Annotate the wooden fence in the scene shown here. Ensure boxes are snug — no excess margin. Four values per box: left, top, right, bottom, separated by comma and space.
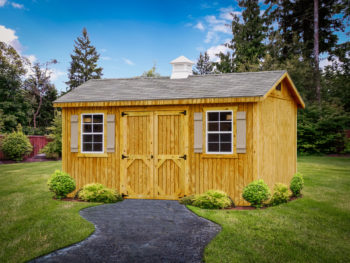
0, 135, 50, 160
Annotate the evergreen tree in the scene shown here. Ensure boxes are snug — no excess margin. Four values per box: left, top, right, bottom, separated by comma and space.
215, 0, 266, 73
66, 28, 103, 91
193, 52, 213, 75
229, 0, 266, 71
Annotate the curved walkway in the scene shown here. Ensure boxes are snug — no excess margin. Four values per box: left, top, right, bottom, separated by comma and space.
32, 199, 220, 263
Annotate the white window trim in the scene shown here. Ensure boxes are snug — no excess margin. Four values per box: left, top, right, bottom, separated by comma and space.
206, 110, 233, 154
81, 113, 104, 154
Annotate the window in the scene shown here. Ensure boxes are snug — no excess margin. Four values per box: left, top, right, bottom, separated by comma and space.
81, 114, 104, 153
206, 111, 233, 154
276, 83, 281, 91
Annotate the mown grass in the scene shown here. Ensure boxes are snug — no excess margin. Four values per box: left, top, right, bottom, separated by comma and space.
189, 156, 350, 263
0, 161, 99, 263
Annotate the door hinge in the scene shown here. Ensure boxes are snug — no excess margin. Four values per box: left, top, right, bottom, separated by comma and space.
121, 112, 128, 117
179, 154, 187, 160
180, 110, 186, 115
121, 154, 129, 159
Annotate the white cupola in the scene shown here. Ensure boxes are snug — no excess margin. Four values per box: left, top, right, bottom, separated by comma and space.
170, 55, 195, 79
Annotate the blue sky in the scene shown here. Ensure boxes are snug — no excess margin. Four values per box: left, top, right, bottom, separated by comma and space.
0, 0, 348, 93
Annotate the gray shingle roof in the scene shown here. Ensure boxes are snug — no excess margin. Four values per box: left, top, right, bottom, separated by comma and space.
55, 70, 286, 103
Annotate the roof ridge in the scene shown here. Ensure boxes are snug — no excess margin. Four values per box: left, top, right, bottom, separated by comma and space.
87, 70, 287, 81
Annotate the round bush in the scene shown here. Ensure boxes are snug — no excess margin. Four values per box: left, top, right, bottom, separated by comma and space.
179, 195, 195, 205
270, 183, 290, 206
242, 179, 271, 208
192, 190, 233, 209
78, 183, 123, 203
1, 131, 32, 161
47, 170, 76, 199
290, 173, 304, 197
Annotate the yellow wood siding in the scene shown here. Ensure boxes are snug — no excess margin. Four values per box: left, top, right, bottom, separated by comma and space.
258, 79, 298, 189
61, 103, 257, 205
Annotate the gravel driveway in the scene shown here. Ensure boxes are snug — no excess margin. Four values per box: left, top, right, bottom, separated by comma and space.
31, 199, 220, 263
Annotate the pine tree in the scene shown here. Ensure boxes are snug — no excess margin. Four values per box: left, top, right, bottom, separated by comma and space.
193, 52, 213, 75
229, 0, 266, 71
66, 28, 103, 91
215, 0, 266, 73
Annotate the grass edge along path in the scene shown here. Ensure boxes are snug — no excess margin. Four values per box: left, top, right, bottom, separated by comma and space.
0, 161, 100, 263
189, 156, 350, 263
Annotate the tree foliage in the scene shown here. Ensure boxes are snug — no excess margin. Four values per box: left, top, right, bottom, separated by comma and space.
0, 42, 32, 133
66, 28, 103, 91
193, 52, 213, 75
141, 63, 160, 77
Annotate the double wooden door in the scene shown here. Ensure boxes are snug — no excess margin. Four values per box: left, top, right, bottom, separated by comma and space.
120, 110, 188, 199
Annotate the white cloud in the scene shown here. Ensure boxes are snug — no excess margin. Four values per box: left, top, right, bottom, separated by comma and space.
196, 46, 205, 52
0, 25, 22, 51
194, 22, 205, 31
0, 0, 25, 9
213, 24, 230, 34
123, 58, 134, 66
11, 2, 23, 9
0, 0, 7, 7
206, 44, 230, 62
49, 68, 65, 81
101, 56, 111, 61
100, 48, 107, 53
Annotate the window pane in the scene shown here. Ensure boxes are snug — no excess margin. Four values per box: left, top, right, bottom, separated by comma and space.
93, 115, 103, 123
208, 112, 219, 121
208, 143, 219, 152
208, 122, 219, 131
83, 124, 92, 133
93, 124, 103, 133
93, 134, 103, 143
220, 112, 232, 121
220, 134, 231, 142
83, 135, 92, 143
93, 143, 103, 152
83, 143, 92, 152
220, 122, 232, 131
208, 133, 219, 142
83, 115, 92, 123
220, 143, 232, 152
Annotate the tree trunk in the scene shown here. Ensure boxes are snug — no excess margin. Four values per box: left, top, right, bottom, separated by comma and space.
314, 0, 321, 103
33, 95, 43, 129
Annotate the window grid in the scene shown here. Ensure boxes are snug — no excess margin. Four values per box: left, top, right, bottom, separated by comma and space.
206, 110, 233, 154
81, 113, 104, 153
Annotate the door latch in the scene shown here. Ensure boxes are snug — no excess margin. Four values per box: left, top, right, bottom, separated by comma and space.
179, 154, 187, 160
121, 154, 129, 159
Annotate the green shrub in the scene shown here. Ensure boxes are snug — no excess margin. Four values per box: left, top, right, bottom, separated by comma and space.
1, 128, 32, 161
47, 170, 76, 199
192, 190, 233, 209
78, 183, 123, 203
179, 195, 195, 205
290, 173, 304, 197
270, 183, 290, 206
242, 179, 271, 208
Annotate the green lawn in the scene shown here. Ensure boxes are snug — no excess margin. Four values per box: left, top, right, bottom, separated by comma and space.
190, 156, 350, 263
0, 161, 99, 263
0, 157, 349, 263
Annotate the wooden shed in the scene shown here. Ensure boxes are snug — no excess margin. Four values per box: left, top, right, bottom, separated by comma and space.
54, 56, 305, 206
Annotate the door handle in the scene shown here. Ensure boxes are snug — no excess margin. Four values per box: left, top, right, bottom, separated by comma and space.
150, 155, 154, 159
179, 154, 187, 160
121, 154, 129, 159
